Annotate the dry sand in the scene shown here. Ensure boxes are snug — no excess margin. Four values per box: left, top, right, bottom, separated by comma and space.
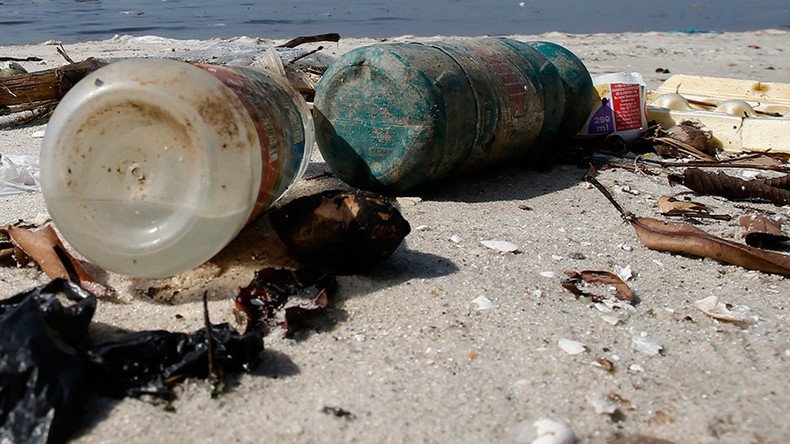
1, 30, 789, 443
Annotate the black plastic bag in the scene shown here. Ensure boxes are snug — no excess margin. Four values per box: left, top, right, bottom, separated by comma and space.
86, 324, 263, 398
0, 279, 96, 444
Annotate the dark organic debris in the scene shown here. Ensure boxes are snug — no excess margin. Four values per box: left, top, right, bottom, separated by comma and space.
669, 168, 790, 206
657, 195, 731, 221
321, 406, 356, 420
0, 279, 262, 443
0, 279, 95, 444
587, 174, 790, 276
270, 189, 411, 273
235, 267, 337, 336
739, 212, 789, 250
4, 224, 110, 296
278, 33, 341, 49
561, 270, 635, 304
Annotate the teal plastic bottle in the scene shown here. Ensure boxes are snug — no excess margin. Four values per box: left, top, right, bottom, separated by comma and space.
313, 38, 594, 194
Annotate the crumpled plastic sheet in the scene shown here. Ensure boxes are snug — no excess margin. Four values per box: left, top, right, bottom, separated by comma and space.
0, 279, 263, 443
168, 43, 334, 71
0, 154, 39, 196
0, 279, 95, 444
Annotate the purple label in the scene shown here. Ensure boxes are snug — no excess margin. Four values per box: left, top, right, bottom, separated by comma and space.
587, 98, 615, 135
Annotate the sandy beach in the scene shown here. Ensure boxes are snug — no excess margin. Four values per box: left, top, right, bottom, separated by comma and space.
1, 30, 789, 443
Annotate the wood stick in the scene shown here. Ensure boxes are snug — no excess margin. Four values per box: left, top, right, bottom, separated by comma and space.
0, 58, 105, 107
278, 33, 340, 48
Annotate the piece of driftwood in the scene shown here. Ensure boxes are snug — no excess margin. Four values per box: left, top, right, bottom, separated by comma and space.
278, 33, 340, 49
0, 58, 104, 107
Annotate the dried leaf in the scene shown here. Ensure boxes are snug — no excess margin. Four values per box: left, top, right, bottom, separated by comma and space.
658, 196, 710, 216
561, 270, 635, 304
665, 124, 713, 156
7, 225, 110, 296
669, 168, 790, 206
630, 217, 790, 276
234, 267, 337, 335
739, 212, 789, 249
653, 136, 716, 161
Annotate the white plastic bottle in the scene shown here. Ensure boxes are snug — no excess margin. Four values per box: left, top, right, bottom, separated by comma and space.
40, 58, 314, 278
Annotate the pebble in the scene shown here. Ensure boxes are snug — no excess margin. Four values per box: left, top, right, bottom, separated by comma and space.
539, 271, 556, 278
449, 235, 462, 243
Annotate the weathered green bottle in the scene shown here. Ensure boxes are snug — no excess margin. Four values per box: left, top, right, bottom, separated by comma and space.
313, 38, 594, 194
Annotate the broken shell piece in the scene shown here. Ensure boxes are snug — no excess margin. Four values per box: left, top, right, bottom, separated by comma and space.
481, 240, 519, 253
472, 296, 493, 311
587, 396, 618, 415
531, 418, 577, 444
633, 336, 663, 356
540, 271, 556, 278
558, 338, 586, 355
694, 296, 749, 322
450, 235, 462, 243
615, 265, 633, 281
600, 314, 621, 326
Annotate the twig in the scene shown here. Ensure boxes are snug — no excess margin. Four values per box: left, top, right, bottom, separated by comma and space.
597, 151, 790, 173
278, 33, 340, 48
585, 169, 630, 220
0, 56, 43, 62
287, 46, 324, 65
57, 45, 75, 64
202, 291, 217, 385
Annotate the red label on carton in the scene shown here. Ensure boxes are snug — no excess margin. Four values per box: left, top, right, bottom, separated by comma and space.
611, 83, 642, 131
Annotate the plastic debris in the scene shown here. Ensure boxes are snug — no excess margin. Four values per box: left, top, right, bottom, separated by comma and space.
558, 338, 586, 355
481, 239, 519, 253
0, 154, 38, 196
0, 279, 95, 443
0, 279, 262, 442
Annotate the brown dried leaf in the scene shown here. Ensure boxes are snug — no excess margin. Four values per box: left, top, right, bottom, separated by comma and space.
561, 270, 635, 304
630, 217, 790, 276
653, 136, 716, 161
739, 212, 789, 249
7, 225, 110, 296
669, 168, 790, 206
658, 196, 710, 216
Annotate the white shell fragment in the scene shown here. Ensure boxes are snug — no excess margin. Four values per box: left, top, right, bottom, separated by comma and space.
31, 130, 46, 138
449, 235, 462, 243
614, 265, 633, 281
539, 271, 556, 278
694, 296, 749, 322
633, 336, 663, 356
481, 239, 519, 253
531, 419, 577, 444
472, 296, 493, 310
587, 396, 618, 415
558, 338, 586, 355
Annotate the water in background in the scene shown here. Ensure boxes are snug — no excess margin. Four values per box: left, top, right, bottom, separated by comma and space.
1, 0, 788, 45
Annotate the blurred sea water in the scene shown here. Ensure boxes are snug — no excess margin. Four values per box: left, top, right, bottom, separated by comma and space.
1, 0, 789, 45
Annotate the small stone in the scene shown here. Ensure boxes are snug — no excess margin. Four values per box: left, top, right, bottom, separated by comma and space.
450, 235, 462, 243
31, 130, 46, 138
539, 271, 556, 278
558, 338, 586, 355
629, 363, 645, 372
414, 225, 430, 231
569, 252, 586, 260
